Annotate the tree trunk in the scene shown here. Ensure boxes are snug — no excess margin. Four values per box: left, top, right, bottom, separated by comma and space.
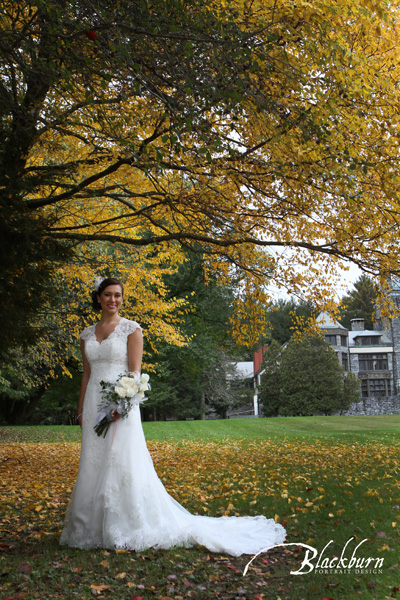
199, 391, 206, 420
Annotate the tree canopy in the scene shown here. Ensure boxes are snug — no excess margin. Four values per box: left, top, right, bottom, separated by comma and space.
265, 298, 315, 345
2, 0, 400, 350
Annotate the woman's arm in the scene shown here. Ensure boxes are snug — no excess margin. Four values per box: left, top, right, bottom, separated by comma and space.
127, 327, 143, 374
77, 338, 91, 429
111, 326, 143, 422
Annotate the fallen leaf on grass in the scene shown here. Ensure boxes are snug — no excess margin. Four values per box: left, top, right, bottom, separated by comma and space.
376, 531, 387, 538
379, 544, 390, 551
18, 564, 31, 574
90, 584, 110, 596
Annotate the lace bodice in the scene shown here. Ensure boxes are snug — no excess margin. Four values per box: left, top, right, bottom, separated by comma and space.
80, 318, 142, 382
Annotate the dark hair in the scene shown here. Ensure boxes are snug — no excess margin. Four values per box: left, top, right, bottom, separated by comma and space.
91, 277, 124, 311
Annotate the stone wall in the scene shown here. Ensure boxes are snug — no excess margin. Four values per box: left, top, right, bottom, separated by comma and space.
337, 395, 400, 416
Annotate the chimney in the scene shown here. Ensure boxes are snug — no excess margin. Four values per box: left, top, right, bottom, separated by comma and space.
351, 318, 365, 331
253, 345, 269, 374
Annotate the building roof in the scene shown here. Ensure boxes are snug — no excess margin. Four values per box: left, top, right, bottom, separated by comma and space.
316, 312, 347, 330
389, 276, 400, 292
348, 330, 392, 346
232, 361, 254, 379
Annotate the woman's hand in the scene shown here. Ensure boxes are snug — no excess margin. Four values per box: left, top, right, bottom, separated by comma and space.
111, 409, 121, 422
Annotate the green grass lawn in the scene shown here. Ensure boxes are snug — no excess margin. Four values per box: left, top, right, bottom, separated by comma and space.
1, 414, 400, 443
0, 416, 399, 600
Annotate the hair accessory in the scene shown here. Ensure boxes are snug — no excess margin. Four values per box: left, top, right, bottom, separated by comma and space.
94, 276, 105, 292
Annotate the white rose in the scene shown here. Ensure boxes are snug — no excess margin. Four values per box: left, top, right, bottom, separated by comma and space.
119, 376, 133, 388
139, 383, 149, 393
120, 377, 138, 395
141, 373, 150, 384
115, 385, 126, 398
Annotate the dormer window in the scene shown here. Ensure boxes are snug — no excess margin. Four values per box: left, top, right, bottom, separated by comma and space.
354, 335, 381, 346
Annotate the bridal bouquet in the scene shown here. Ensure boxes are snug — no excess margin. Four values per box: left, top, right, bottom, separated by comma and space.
94, 372, 151, 437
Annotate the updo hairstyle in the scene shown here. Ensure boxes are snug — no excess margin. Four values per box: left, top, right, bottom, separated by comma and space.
91, 277, 124, 311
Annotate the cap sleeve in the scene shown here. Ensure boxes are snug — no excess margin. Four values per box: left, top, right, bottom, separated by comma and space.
80, 325, 95, 341
120, 318, 142, 336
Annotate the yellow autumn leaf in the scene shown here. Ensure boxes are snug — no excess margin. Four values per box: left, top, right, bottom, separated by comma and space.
90, 584, 110, 593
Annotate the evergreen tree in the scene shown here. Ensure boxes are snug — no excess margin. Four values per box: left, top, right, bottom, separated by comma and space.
260, 332, 360, 416
258, 340, 282, 417
338, 275, 378, 330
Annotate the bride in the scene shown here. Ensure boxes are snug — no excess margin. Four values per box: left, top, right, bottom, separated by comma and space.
60, 277, 286, 556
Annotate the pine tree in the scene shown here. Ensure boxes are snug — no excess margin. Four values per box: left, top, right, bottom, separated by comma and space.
260, 332, 360, 417
338, 275, 378, 330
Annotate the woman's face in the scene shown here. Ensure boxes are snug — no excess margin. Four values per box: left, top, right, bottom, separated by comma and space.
97, 284, 123, 315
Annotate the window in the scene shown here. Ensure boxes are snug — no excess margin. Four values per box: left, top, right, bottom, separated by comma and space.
325, 335, 337, 345
358, 354, 388, 371
342, 353, 349, 371
361, 379, 391, 398
358, 336, 381, 346
340, 335, 347, 347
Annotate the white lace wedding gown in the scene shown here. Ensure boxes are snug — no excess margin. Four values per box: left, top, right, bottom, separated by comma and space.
59, 318, 286, 555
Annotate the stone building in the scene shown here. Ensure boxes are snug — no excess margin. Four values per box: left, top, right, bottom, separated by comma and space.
317, 295, 400, 415
348, 319, 393, 399
315, 312, 349, 370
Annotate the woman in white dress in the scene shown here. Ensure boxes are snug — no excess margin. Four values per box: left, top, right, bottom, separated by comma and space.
60, 277, 286, 556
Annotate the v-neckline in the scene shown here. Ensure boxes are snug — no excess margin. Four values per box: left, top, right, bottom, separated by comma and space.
94, 318, 123, 345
